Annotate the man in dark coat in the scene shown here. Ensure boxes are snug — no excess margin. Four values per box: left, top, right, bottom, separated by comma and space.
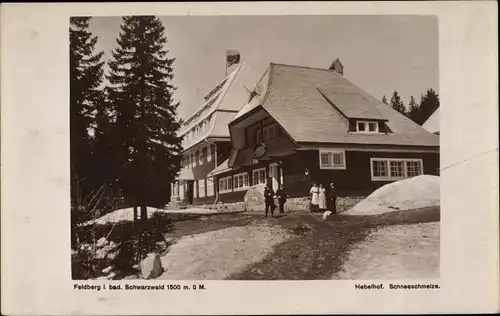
264, 185, 275, 218
328, 182, 337, 214
275, 185, 287, 214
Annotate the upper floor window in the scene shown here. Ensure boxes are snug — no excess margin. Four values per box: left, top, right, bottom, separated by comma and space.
319, 149, 346, 170
255, 123, 280, 144
263, 124, 279, 141
356, 120, 379, 133
202, 147, 208, 163
207, 145, 212, 162
195, 151, 200, 166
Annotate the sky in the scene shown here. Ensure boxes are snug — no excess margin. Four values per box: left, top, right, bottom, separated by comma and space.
90, 15, 438, 120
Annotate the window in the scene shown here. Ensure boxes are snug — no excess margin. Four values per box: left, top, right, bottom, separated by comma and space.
252, 168, 267, 185
370, 158, 423, 181
389, 160, 405, 179
262, 124, 280, 142
256, 129, 262, 144
195, 151, 200, 166
194, 180, 198, 198
372, 160, 388, 178
202, 147, 208, 164
199, 179, 205, 198
233, 173, 250, 190
356, 120, 379, 133
319, 149, 346, 169
207, 177, 214, 196
219, 176, 233, 193
191, 154, 195, 168
207, 145, 212, 162
407, 160, 424, 178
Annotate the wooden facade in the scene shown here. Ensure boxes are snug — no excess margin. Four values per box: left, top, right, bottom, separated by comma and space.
213, 148, 439, 202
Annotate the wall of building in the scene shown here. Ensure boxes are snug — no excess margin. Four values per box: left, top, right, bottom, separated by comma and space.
190, 141, 234, 205
211, 148, 439, 210
284, 149, 439, 196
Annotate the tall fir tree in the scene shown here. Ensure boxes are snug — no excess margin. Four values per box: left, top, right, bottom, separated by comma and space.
381, 95, 388, 105
416, 88, 440, 125
70, 17, 105, 202
390, 90, 406, 115
406, 95, 419, 120
106, 16, 182, 219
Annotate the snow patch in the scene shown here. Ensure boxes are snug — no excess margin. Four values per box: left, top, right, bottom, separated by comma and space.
345, 175, 440, 216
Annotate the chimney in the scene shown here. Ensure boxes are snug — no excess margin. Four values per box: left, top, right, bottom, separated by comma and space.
329, 58, 343, 76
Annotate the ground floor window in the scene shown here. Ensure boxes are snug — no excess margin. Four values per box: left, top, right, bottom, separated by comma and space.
199, 179, 205, 198
370, 158, 423, 181
207, 177, 214, 196
252, 167, 266, 185
194, 180, 198, 198
319, 149, 346, 169
219, 176, 233, 193
234, 172, 250, 190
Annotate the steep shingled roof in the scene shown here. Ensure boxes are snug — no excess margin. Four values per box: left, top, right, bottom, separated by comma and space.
179, 62, 261, 152
241, 63, 439, 147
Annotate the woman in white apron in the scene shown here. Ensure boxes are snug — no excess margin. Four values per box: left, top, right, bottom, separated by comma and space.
309, 183, 320, 212
318, 183, 327, 211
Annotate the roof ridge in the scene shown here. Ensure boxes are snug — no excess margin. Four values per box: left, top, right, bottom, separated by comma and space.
270, 62, 341, 73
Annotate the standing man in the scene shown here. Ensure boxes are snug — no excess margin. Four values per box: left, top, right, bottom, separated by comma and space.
328, 182, 337, 214
264, 184, 275, 218
275, 184, 288, 214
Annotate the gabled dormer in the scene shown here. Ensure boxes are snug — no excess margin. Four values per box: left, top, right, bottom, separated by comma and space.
348, 119, 392, 134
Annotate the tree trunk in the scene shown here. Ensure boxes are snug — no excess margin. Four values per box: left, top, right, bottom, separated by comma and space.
140, 205, 148, 222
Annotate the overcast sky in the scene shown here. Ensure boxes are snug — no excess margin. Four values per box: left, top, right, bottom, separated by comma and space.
90, 15, 438, 119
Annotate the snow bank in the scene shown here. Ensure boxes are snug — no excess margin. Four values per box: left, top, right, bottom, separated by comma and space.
345, 175, 440, 216
82, 207, 162, 226
81, 206, 243, 226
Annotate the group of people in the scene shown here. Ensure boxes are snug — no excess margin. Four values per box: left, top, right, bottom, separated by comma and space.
262, 181, 338, 217
309, 182, 337, 214
263, 184, 287, 218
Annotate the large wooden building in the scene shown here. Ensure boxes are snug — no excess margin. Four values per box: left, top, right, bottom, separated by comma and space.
169, 62, 260, 205
207, 60, 440, 203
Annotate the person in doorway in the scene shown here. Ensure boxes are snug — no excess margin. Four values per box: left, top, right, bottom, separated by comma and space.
309, 183, 320, 212
275, 185, 288, 214
264, 185, 275, 218
328, 182, 337, 214
318, 183, 327, 212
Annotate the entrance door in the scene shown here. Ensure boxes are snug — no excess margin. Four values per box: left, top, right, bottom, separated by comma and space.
269, 163, 280, 191
186, 181, 194, 205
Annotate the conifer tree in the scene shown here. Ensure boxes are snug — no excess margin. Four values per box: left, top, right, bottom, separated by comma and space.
417, 88, 440, 125
70, 17, 105, 201
406, 95, 419, 120
382, 95, 388, 105
390, 90, 406, 115
106, 16, 182, 220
